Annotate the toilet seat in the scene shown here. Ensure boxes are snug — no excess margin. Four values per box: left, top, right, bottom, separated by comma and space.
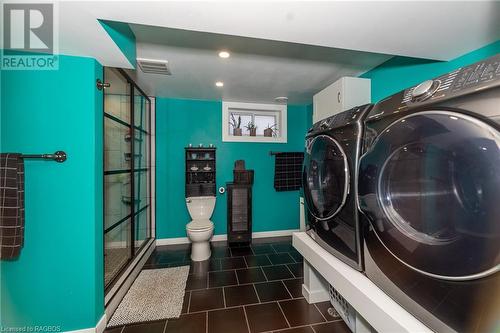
187, 220, 214, 232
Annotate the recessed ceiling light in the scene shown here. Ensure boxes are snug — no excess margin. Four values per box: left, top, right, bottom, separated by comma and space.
215, 81, 224, 87
218, 51, 230, 58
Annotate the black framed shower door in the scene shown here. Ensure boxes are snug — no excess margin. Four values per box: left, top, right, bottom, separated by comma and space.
103, 67, 152, 290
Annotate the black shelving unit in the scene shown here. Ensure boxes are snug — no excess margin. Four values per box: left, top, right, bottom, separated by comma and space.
185, 147, 216, 197
227, 183, 252, 244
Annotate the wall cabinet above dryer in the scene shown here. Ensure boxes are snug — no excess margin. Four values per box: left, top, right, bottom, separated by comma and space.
313, 77, 371, 123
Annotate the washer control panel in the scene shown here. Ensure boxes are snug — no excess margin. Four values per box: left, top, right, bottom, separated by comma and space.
412, 80, 434, 97
368, 53, 500, 120
309, 104, 372, 133
410, 79, 441, 102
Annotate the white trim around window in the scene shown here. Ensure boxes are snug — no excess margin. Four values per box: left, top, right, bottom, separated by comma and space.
222, 101, 287, 143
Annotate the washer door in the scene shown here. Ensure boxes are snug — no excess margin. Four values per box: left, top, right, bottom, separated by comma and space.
358, 111, 500, 280
303, 134, 349, 220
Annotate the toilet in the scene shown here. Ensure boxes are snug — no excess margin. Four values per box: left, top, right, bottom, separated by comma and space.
186, 196, 216, 261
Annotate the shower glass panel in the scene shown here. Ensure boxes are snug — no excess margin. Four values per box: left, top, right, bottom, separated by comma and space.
134, 170, 150, 250
104, 218, 132, 287
104, 68, 132, 288
104, 68, 152, 290
133, 89, 151, 250
104, 173, 131, 227
104, 119, 131, 170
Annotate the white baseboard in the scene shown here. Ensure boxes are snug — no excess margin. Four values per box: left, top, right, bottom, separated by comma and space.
64, 327, 94, 333
252, 229, 300, 238
156, 229, 299, 246
156, 234, 226, 245
95, 314, 106, 333
64, 314, 106, 333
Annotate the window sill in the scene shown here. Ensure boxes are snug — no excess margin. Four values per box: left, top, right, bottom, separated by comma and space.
222, 135, 287, 143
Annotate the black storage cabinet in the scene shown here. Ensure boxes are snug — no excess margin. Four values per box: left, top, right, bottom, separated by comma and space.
227, 183, 252, 244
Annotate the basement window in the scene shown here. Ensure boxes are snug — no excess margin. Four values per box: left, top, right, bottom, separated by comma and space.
222, 101, 287, 143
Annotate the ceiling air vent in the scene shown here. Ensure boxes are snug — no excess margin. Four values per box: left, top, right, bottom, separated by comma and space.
137, 58, 171, 75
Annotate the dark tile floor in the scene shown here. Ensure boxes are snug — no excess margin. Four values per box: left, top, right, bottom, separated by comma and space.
105, 236, 349, 333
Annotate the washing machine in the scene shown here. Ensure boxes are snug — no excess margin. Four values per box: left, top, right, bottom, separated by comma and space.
302, 104, 373, 271
358, 54, 500, 332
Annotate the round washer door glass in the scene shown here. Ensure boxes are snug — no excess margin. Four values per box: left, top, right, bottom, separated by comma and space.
358, 111, 500, 279
303, 134, 349, 220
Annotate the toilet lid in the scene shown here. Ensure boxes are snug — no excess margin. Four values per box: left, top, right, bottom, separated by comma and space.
187, 220, 214, 231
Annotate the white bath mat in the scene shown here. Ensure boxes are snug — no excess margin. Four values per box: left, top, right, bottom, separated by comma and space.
107, 266, 190, 327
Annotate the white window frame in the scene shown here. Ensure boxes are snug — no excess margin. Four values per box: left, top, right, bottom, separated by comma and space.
222, 101, 287, 143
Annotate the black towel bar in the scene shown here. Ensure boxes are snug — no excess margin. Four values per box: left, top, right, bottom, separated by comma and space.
21, 151, 67, 163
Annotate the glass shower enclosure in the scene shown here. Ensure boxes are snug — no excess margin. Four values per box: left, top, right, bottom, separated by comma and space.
103, 67, 152, 289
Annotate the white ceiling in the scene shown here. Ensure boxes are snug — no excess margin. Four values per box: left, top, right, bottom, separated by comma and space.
128, 24, 390, 104
55, 0, 500, 66
50, 1, 500, 103
58, 1, 131, 68
63, 1, 500, 64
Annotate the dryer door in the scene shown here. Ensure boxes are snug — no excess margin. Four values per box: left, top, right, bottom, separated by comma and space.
303, 134, 349, 220
358, 111, 500, 280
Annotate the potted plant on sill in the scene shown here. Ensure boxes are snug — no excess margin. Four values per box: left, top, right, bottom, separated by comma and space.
230, 114, 242, 136
245, 122, 257, 136
264, 124, 277, 137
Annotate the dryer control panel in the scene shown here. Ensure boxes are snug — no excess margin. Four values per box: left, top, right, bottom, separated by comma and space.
367, 53, 500, 120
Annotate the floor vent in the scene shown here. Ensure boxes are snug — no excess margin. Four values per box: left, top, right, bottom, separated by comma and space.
137, 58, 171, 75
329, 284, 356, 332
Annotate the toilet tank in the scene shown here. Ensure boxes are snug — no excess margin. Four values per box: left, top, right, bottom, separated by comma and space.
186, 196, 216, 219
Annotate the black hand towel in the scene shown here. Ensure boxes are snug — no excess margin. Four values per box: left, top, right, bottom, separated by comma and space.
0, 153, 25, 259
273, 152, 304, 191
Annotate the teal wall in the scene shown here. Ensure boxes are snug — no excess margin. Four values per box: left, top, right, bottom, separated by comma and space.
361, 40, 500, 102
99, 20, 137, 68
156, 98, 312, 239
0, 55, 104, 331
